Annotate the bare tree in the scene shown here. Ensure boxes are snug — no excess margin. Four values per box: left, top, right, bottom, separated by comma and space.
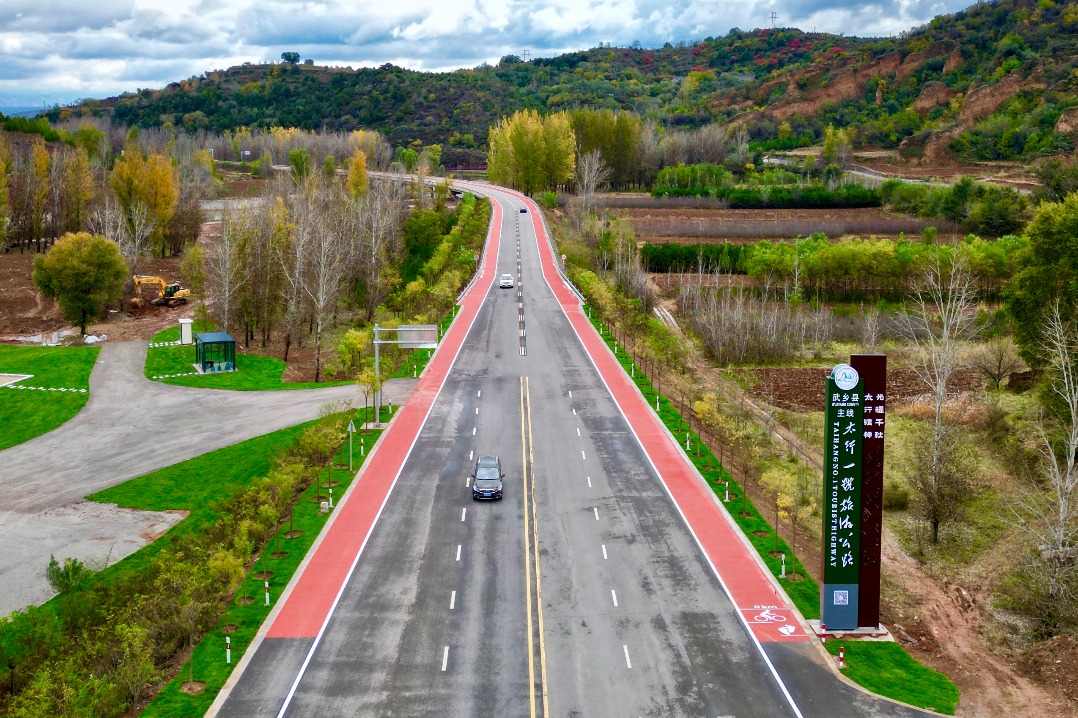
576, 149, 611, 222
900, 252, 979, 543
204, 208, 249, 333
294, 184, 349, 382
1014, 302, 1078, 634
860, 304, 882, 353
354, 179, 404, 322
276, 193, 310, 363
970, 335, 1026, 390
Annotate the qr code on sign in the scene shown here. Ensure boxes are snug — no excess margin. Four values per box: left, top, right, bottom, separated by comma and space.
834, 590, 849, 606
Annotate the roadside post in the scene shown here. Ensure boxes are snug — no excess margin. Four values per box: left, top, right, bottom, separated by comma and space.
226, 636, 231, 664
264, 581, 270, 606
347, 419, 355, 472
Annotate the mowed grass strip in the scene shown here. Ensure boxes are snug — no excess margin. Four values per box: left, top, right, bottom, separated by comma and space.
139, 426, 382, 716
87, 423, 314, 570
88, 411, 384, 715
824, 641, 960, 714
144, 325, 348, 390
0, 344, 99, 450
589, 312, 959, 710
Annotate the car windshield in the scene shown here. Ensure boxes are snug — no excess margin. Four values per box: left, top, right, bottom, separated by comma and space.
476, 467, 500, 481
501, 275, 512, 280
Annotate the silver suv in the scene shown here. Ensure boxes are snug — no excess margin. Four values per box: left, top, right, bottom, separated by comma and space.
499, 274, 514, 288
471, 454, 504, 500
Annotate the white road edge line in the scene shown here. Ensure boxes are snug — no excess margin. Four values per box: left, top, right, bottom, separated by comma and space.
623, 645, 632, 669
265, 232, 495, 718
442, 646, 449, 671
518, 186, 809, 718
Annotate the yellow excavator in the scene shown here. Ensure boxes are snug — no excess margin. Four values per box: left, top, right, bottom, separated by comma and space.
132, 275, 190, 308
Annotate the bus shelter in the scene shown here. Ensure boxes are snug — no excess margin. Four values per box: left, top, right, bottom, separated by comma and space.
194, 332, 236, 373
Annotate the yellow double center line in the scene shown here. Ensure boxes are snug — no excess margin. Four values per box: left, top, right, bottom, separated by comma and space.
521, 376, 549, 718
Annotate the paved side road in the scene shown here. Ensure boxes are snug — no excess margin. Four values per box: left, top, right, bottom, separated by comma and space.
0, 340, 416, 616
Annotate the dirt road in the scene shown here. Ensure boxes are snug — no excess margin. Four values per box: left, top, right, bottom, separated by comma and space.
0, 340, 416, 616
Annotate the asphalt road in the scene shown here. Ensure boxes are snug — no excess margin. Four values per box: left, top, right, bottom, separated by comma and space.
0, 341, 416, 615
214, 189, 937, 718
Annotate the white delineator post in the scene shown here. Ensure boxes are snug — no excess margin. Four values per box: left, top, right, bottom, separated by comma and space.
264, 581, 270, 606
226, 636, 231, 664
838, 646, 846, 669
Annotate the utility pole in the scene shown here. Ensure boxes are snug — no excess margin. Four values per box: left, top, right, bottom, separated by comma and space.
770, 11, 779, 28
522, 50, 530, 61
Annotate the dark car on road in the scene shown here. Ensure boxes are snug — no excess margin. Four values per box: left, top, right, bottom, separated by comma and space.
471, 454, 504, 500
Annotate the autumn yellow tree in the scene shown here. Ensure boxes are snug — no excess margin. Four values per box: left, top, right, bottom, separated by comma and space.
0, 132, 10, 246
346, 148, 368, 199
61, 146, 95, 233
488, 109, 576, 195
30, 137, 50, 250
109, 146, 179, 257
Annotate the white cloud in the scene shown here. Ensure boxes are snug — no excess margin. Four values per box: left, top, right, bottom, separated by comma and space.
0, 0, 973, 108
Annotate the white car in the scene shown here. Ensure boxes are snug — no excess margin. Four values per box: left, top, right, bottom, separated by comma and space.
499, 274, 515, 288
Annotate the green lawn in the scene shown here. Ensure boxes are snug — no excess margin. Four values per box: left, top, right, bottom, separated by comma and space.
144, 324, 349, 390
87, 410, 385, 716
87, 423, 317, 573
588, 314, 822, 617
588, 312, 960, 711
824, 641, 960, 714
0, 344, 99, 450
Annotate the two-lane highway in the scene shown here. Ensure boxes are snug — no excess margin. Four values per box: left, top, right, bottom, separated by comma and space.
214, 185, 933, 717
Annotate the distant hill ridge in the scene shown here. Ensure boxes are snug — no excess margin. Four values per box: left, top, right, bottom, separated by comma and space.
46, 0, 1078, 166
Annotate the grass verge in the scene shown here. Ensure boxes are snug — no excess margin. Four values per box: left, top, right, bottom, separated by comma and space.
0, 344, 99, 450
144, 323, 349, 390
586, 311, 821, 618
824, 641, 959, 714
88, 408, 386, 716
587, 309, 961, 714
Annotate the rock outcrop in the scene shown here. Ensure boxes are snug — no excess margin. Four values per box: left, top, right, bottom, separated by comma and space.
943, 48, 964, 73
1056, 107, 1078, 135
960, 70, 1045, 124
767, 52, 901, 120
896, 41, 951, 81
913, 81, 959, 114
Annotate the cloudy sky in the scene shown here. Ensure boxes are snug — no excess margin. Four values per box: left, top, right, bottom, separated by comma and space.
0, 0, 971, 110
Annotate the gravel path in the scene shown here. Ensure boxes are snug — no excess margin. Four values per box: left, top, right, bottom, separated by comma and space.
0, 340, 416, 615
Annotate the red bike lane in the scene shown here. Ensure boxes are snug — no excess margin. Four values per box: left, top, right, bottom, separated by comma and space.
510, 189, 809, 645
266, 200, 503, 639
266, 181, 808, 645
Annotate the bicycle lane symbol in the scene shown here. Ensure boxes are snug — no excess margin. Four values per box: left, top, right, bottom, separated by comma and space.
739, 605, 806, 640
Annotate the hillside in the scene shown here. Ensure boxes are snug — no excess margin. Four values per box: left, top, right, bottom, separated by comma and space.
46, 0, 1078, 166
